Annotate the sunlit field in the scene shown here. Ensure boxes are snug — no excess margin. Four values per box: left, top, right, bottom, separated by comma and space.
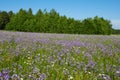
0, 31, 120, 80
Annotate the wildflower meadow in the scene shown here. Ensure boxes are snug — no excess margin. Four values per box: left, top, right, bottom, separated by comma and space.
0, 31, 120, 80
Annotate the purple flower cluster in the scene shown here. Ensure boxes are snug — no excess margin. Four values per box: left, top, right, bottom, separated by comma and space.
0, 69, 10, 80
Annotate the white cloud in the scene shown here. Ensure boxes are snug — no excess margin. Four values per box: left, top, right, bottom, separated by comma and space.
111, 20, 120, 29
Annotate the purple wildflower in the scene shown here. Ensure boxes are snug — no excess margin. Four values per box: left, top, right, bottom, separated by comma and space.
40, 73, 46, 80
1, 69, 10, 80
85, 52, 92, 59
0, 72, 3, 80
115, 66, 120, 77
0, 72, 2, 77
87, 60, 95, 69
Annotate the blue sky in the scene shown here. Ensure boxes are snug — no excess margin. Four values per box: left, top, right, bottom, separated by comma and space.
0, 0, 120, 29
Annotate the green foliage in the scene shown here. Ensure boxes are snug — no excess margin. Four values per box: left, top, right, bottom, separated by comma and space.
0, 8, 114, 34
112, 29, 120, 34
81, 16, 112, 35
93, 16, 112, 35
0, 11, 10, 29
8, 11, 14, 18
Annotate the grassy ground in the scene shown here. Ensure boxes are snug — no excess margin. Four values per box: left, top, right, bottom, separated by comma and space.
0, 31, 120, 80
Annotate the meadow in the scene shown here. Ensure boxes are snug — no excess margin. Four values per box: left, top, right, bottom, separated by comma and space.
0, 31, 120, 80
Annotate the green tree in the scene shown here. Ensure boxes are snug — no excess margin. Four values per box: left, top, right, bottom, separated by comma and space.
59, 16, 68, 33
93, 16, 112, 35
82, 18, 96, 34
49, 9, 60, 33
35, 9, 44, 32
5, 8, 113, 34
0, 11, 10, 29
28, 8, 33, 16
74, 20, 82, 34
8, 11, 14, 18
6, 8, 28, 31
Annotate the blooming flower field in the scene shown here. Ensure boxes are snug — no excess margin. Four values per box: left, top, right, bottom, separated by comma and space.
0, 31, 120, 80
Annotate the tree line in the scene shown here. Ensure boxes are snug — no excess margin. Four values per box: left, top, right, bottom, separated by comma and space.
0, 8, 116, 34
112, 29, 120, 34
